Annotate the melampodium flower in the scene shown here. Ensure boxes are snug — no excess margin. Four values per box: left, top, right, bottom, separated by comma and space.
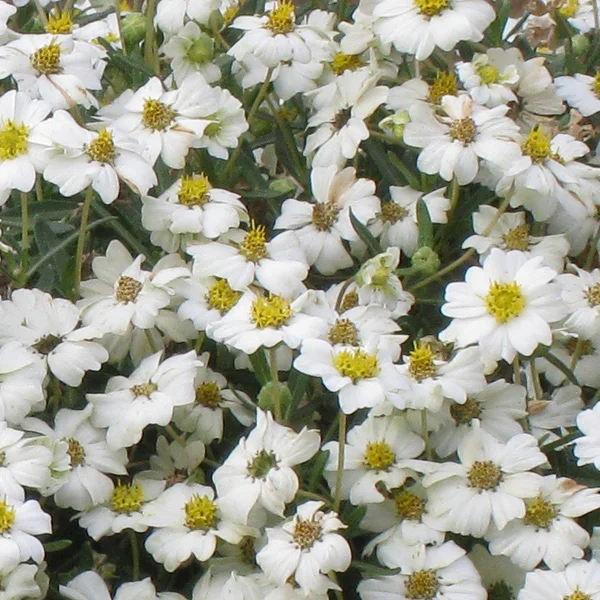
371, 0, 495, 60
440, 249, 565, 363
256, 501, 351, 595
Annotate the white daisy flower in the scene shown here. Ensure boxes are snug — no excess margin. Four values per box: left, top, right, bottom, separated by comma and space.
142, 483, 253, 572
469, 544, 526, 600
440, 248, 566, 363
575, 402, 600, 469
322, 415, 427, 505
357, 540, 486, 600
0, 563, 44, 600
256, 501, 351, 595
487, 476, 600, 571
403, 94, 521, 185
557, 266, 600, 338
213, 409, 320, 523
0, 34, 104, 110
555, 73, 600, 117
155, 0, 220, 33
386, 71, 459, 114
423, 422, 546, 537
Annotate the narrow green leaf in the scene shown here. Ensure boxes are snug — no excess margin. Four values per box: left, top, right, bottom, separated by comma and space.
249, 348, 271, 386
417, 199, 434, 248
44, 540, 73, 552
349, 208, 381, 258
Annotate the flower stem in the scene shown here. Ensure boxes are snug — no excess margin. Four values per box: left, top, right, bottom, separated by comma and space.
333, 412, 347, 513
74, 187, 94, 299
269, 346, 282, 422
19, 192, 29, 285
128, 529, 140, 581
512, 355, 522, 386
114, 0, 128, 56
144, 0, 160, 74
569, 338, 585, 371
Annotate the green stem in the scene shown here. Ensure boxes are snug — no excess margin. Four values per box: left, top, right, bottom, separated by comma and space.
570, 338, 585, 371
144, 0, 160, 74
33, 0, 48, 25
541, 430, 581, 452
114, 0, 128, 56
128, 529, 140, 581
269, 346, 282, 422
512, 355, 522, 386
35, 175, 43, 202
333, 412, 347, 513
541, 349, 578, 385
19, 192, 29, 284
74, 187, 94, 299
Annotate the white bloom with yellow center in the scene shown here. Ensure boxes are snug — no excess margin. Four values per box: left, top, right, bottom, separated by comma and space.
256, 501, 351, 595
155, 0, 221, 34
0, 90, 52, 205
0, 2, 15, 34
213, 409, 321, 523
555, 73, 600, 117
440, 248, 565, 363
322, 415, 427, 505
557, 266, 600, 338
0, 34, 104, 110
142, 483, 254, 572
372, 0, 495, 60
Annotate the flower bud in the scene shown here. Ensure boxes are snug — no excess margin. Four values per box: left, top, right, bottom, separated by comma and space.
411, 246, 441, 275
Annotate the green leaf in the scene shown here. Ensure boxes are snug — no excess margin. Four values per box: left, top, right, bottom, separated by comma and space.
249, 348, 271, 386
417, 199, 434, 248
343, 504, 367, 538
307, 450, 329, 492
349, 208, 381, 259
44, 539, 73, 552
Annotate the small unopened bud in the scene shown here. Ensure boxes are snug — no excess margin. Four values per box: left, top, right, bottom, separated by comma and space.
379, 111, 410, 138
572, 34, 590, 56
258, 382, 292, 413
269, 178, 296, 196
411, 246, 440, 275
187, 33, 214, 64
121, 12, 146, 45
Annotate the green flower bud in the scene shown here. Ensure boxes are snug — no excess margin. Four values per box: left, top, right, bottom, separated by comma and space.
411, 246, 441, 275
121, 12, 146, 45
379, 111, 410, 138
269, 178, 297, 196
257, 382, 292, 413
187, 33, 214, 65
571, 34, 590, 57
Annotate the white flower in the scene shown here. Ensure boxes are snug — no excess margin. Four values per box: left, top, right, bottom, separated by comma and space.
440, 249, 566, 363
275, 166, 381, 275
155, 0, 220, 33
557, 266, 600, 338
0, 34, 104, 109
0, 288, 108, 387
555, 73, 600, 117
357, 541, 486, 600
87, 350, 201, 449
423, 422, 546, 537
404, 94, 521, 185
372, 0, 495, 60
469, 544, 527, 600
0, 563, 44, 600
575, 402, 600, 469
0, 2, 15, 35
487, 476, 600, 571
256, 501, 351, 595
213, 409, 320, 523
142, 483, 253, 572
322, 415, 426, 504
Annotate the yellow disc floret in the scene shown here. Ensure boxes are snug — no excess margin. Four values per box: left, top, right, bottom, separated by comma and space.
485, 281, 525, 323
522, 126, 552, 163
408, 342, 437, 381
449, 118, 477, 144
67, 437, 85, 467
110, 482, 144, 513
524, 496, 557, 529
251, 295, 292, 328
293, 517, 322, 549
178, 174, 211, 206
206, 279, 242, 313
46, 10, 73, 34
593, 72, 600, 98
184, 494, 217, 530
558, 0, 579, 18
414, 0, 449, 16
87, 129, 115, 164
0, 121, 28, 161
142, 99, 176, 131
312, 203, 340, 232
195, 381, 222, 408
450, 397, 481, 425
364, 441, 396, 470
0, 499, 15, 533
115, 275, 143, 303
333, 349, 379, 382
405, 570, 440, 600
328, 318, 359, 346
477, 64, 499, 85
564, 590, 591, 600
585, 282, 600, 307
468, 460, 502, 490
266, 0, 295, 34
31, 42, 61, 75
394, 490, 426, 521
503, 223, 530, 251
239, 223, 268, 262
331, 52, 365, 76
131, 382, 158, 397
428, 71, 457, 104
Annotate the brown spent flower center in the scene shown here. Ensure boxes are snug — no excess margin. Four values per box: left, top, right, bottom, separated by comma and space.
405, 570, 440, 599
293, 517, 323, 549
449, 118, 477, 144
381, 201, 409, 224
340, 291, 359, 312
503, 223, 530, 251
67, 437, 85, 467
115, 275, 143, 303
312, 203, 340, 231
468, 460, 502, 490
450, 396, 482, 425
328, 318, 359, 345
566, 337, 594, 356
195, 381, 222, 408
131, 382, 158, 397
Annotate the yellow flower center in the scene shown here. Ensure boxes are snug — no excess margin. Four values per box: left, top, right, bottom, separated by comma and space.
110, 482, 144, 513
293, 517, 322, 549
115, 275, 143, 303
503, 223, 530, 251
333, 349, 380, 382
331, 52, 364, 75
266, 0, 295, 34
468, 460, 502, 490
250, 295, 292, 329
239, 223, 268, 262
485, 281, 525, 324
381, 201, 408, 224
328, 318, 359, 345
46, 10, 73, 34
449, 118, 477, 144
223, 4, 240, 24
87, 129, 115, 164
593, 72, 600, 98
184, 494, 217, 530
428, 71, 458, 104
178, 174, 211, 206
0, 121, 28, 161
564, 590, 591, 600
414, 0, 449, 15
0, 451, 5, 467
206, 279, 241, 313
585, 282, 600, 306
312, 203, 340, 232
450, 397, 481, 425
195, 381, 222, 408
0, 500, 15, 533
522, 126, 552, 163
247, 449, 277, 479
477, 64, 499, 85
405, 570, 440, 599
31, 42, 61, 75
339, 291, 358, 312
364, 440, 396, 470
408, 342, 437, 381
131, 382, 157, 397
524, 496, 557, 529
142, 99, 176, 131
67, 437, 85, 467
558, 0, 579, 18
394, 491, 426, 521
